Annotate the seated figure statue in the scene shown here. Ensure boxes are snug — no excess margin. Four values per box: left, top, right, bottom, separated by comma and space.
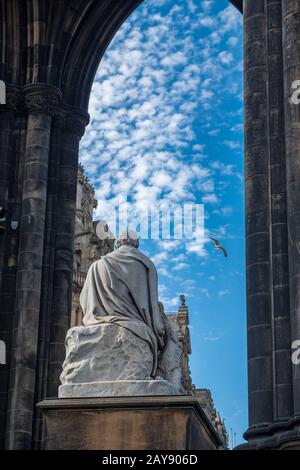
59, 230, 182, 397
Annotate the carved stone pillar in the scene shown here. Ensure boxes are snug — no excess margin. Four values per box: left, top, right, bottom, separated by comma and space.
32, 111, 64, 448
282, 0, 300, 421
244, 0, 293, 437
244, 0, 275, 432
237, 0, 300, 449
46, 110, 89, 398
5, 84, 61, 450
0, 86, 23, 448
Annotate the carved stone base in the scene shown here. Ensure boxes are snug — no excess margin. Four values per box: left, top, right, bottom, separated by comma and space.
59, 379, 179, 398
236, 422, 300, 450
38, 396, 225, 450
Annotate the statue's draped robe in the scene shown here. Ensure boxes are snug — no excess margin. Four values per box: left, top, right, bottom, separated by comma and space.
80, 245, 165, 376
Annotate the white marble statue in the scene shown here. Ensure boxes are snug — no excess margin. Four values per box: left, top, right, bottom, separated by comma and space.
59, 230, 182, 397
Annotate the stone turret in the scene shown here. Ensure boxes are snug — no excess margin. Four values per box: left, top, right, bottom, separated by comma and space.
167, 295, 192, 393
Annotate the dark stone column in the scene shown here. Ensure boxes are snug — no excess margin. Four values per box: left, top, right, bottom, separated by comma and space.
244, 0, 293, 435
238, 0, 300, 449
266, 0, 292, 423
5, 84, 61, 450
282, 0, 300, 420
0, 86, 22, 448
244, 0, 274, 430
32, 112, 64, 448
46, 110, 89, 398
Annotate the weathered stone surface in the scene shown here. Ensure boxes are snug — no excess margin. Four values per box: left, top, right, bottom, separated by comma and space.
38, 396, 224, 450
60, 323, 154, 386
283, 0, 300, 419
243, 0, 293, 438
59, 379, 179, 398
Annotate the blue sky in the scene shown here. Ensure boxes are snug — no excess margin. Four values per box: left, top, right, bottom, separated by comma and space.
80, 0, 246, 447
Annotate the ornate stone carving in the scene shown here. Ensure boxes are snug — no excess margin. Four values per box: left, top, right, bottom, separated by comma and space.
195, 389, 228, 447
23, 84, 61, 116
63, 108, 90, 138
0, 85, 22, 113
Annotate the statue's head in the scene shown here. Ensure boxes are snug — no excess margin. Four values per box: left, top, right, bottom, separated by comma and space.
115, 229, 139, 249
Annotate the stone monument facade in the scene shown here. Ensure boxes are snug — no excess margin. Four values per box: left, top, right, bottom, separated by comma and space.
195, 389, 228, 448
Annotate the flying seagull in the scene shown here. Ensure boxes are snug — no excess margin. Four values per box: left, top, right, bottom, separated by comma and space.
209, 237, 228, 258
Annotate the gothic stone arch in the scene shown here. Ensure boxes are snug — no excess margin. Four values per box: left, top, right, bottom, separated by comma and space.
0, 0, 300, 451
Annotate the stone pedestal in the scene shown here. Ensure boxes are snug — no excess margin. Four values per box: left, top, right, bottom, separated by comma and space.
37, 396, 224, 450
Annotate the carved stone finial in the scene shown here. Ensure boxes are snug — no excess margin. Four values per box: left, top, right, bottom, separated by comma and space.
180, 294, 186, 307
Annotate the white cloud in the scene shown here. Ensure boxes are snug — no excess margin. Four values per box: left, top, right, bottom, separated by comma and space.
218, 289, 230, 297
80, 0, 243, 270
171, 253, 187, 263
186, 240, 208, 258
210, 161, 236, 176
219, 51, 234, 65
213, 206, 234, 217
202, 0, 214, 12
173, 262, 190, 271
204, 335, 220, 342
198, 288, 211, 298
227, 36, 238, 47
202, 194, 218, 204
223, 140, 242, 150
230, 123, 244, 133
151, 252, 168, 266
158, 267, 173, 278
161, 296, 180, 310
156, 240, 182, 251
188, 1, 197, 14
208, 129, 220, 137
